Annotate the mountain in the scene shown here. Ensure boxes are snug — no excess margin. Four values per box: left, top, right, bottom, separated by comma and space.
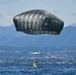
0, 23, 76, 47
69, 22, 76, 27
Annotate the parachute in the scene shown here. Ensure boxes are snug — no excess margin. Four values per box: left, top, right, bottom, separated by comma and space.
13, 10, 64, 35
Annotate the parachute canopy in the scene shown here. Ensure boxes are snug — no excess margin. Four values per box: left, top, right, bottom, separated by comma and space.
13, 10, 64, 35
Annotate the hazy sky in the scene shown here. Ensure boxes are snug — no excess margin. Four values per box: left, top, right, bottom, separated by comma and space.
0, 0, 76, 27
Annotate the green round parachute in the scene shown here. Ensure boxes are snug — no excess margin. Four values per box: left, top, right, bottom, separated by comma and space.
13, 10, 64, 35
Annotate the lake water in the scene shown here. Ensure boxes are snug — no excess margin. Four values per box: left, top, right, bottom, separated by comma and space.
0, 56, 76, 75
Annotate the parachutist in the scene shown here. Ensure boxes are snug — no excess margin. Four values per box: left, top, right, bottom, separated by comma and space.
13, 9, 64, 67
33, 60, 39, 67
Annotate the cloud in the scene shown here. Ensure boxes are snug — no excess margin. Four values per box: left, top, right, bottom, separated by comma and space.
0, 0, 19, 5
71, 13, 76, 16
53, 10, 76, 16
0, 13, 3, 18
53, 10, 65, 14
73, 0, 76, 2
